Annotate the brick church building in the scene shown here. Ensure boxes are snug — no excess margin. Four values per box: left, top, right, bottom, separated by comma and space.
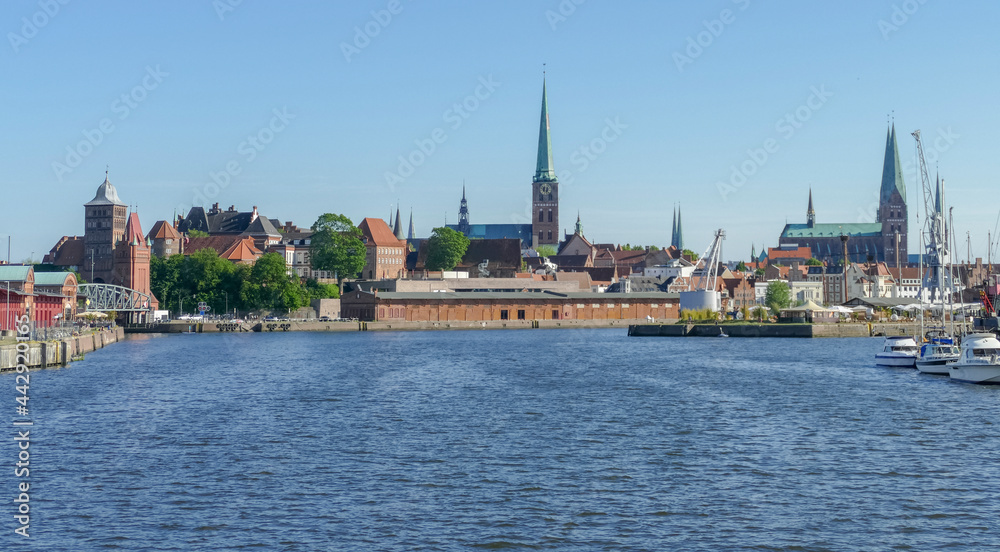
778, 125, 908, 266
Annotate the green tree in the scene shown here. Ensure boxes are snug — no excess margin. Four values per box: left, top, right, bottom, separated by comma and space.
536, 245, 557, 257
736, 261, 748, 272
682, 249, 699, 260
426, 227, 470, 271
303, 278, 340, 300
150, 254, 183, 311
806, 257, 823, 266
249, 252, 304, 311
186, 229, 209, 237
310, 213, 366, 282
765, 280, 792, 314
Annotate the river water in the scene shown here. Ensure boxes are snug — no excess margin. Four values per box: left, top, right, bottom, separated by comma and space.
2, 329, 1000, 551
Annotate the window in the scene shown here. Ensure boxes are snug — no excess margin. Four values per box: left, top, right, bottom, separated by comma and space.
500, 309, 509, 320
548, 209, 553, 222
547, 230, 552, 241
517, 309, 526, 320
538, 231, 544, 243
538, 210, 544, 222
552, 310, 559, 319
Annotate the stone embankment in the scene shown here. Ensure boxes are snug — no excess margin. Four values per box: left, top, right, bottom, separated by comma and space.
628, 322, 931, 338
128, 318, 651, 334
0, 327, 125, 371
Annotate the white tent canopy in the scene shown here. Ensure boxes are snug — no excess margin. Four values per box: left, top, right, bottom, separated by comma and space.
782, 300, 827, 312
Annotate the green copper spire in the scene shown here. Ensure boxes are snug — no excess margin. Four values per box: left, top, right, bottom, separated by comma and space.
671, 207, 677, 247
675, 205, 684, 250
534, 77, 556, 182
574, 211, 583, 235
879, 124, 906, 204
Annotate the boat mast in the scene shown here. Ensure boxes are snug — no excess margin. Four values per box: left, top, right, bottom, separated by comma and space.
949, 206, 956, 339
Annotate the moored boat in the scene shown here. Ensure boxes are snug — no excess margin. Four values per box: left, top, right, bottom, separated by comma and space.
875, 335, 919, 368
948, 333, 1000, 384
915, 335, 960, 375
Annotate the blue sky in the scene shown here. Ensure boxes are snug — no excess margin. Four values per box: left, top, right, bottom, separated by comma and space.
3, 0, 999, 264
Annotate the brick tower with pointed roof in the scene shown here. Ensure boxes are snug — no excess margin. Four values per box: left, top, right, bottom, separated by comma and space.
532, 76, 559, 248
876, 124, 907, 267
83, 174, 128, 284
114, 212, 153, 302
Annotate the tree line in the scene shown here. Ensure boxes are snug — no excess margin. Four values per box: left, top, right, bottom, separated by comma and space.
149, 214, 475, 315
150, 250, 338, 315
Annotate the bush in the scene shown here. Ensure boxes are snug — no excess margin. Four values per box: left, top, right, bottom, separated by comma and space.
680, 308, 718, 321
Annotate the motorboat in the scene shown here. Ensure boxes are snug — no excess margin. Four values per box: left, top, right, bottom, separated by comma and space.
874, 335, 919, 368
915, 334, 960, 375
948, 333, 1000, 384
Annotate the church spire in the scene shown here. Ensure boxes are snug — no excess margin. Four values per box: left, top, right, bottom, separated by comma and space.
534, 76, 556, 182
671, 206, 677, 248
393, 207, 404, 240
674, 205, 684, 250
574, 211, 583, 236
457, 184, 470, 235
879, 123, 906, 204
408, 208, 415, 240
807, 187, 816, 228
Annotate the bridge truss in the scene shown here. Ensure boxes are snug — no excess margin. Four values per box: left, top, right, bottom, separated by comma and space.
78, 284, 155, 313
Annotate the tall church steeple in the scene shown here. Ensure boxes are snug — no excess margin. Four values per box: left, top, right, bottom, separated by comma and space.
407, 208, 415, 241
876, 122, 908, 266
531, 73, 559, 247
879, 124, 906, 205
574, 211, 583, 236
671, 207, 677, 247
806, 188, 816, 228
457, 185, 471, 235
671, 205, 684, 250
534, 77, 556, 182
393, 207, 404, 240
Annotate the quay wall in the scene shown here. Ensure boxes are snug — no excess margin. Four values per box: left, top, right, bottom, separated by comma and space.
0, 327, 124, 371
128, 319, 654, 334
629, 322, 926, 338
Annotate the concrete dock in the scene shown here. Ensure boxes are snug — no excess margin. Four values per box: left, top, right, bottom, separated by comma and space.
0, 327, 125, 371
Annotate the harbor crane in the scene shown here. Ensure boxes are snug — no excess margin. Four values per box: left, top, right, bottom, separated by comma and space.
679, 229, 726, 313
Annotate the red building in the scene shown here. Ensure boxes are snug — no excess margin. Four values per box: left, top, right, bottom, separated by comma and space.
0, 266, 79, 330
359, 217, 408, 280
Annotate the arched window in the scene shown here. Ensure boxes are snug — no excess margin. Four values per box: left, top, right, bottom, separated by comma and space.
538, 210, 544, 222
548, 209, 553, 222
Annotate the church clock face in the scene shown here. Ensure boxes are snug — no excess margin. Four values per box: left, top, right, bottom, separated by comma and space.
539, 183, 552, 195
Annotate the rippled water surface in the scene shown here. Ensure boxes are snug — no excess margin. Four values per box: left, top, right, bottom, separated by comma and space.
3, 330, 1000, 551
